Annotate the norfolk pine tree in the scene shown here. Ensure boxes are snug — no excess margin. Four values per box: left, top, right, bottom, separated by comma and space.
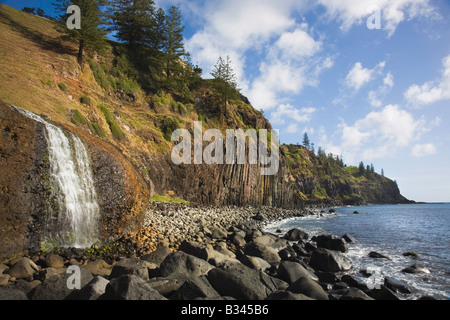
53, 0, 109, 69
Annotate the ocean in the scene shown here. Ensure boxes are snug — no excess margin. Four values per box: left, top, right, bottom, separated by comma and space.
264, 203, 450, 300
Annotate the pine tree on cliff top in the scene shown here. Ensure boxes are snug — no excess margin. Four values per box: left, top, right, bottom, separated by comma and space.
110, 0, 157, 48
53, 0, 108, 69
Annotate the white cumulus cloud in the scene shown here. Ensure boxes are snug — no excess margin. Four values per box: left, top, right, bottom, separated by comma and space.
345, 61, 385, 92
405, 54, 450, 106
411, 143, 437, 157
317, 0, 439, 37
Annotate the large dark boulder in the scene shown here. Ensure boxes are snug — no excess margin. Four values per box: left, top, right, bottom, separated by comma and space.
283, 228, 308, 241
384, 277, 412, 294
141, 246, 172, 266
276, 261, 313, 284
159, 251, 213, 278
401, 264, 430, 274
243, 242, 281, 265
314, 234, 348, 253
109, 258, 150, 281
170, 276, 219, 300
309, 248, 352, 272
67, 276, 109, 300
286, 277, 329, 300
207, 264, 275, 300
368, 251, 391, 260
101, 275, 167, 300
30, 267, 93, 300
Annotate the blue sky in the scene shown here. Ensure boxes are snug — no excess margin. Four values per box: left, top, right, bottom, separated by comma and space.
3, 0, 450, 202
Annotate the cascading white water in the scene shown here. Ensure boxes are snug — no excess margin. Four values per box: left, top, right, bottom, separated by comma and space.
14, 106, 100, 248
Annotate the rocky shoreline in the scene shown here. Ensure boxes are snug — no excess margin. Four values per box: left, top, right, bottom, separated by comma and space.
0, 204, 434, 300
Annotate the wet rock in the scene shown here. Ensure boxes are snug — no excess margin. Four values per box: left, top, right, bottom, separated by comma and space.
101, 275, 167, 300
315, 271, 340, 284
370, 284, 400, 300
341, 274, 369, 291
315, 235, 348, 253
309, 248, 352, 272
384, 277, 412, 294
368, 251, 391, 260
292, 243, 310, 257
402, 251, 420, 258
402, 264, 430, 274
278, 247, 297, 260
283, 228, 309, 241
333, 282, 349, 290
341, 234, 356, 243
287, 276, 329, 300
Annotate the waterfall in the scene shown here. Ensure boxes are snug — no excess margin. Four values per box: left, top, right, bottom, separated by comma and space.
14, 107, 100, 249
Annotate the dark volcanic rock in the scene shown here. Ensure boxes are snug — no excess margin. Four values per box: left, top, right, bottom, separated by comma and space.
67, 276, 109, 300
283, 228, 309, 241
101, 275, 167, 300
159, 251, 213, 278
368, 251, 391, 260
141, 246, 172, 266
170, 276, 219, 300
109, 258, 150, 281
314, 234, 348, 253
401, 264, 430, 274
384, 277, 412, 294
276, 261, 313, 284
309, 248, 352, 272
207, 264, 275, 300
286, 277, 329, 300
243, 242, 281, 265
30, 267, 93, 300
341, 234, 356, 243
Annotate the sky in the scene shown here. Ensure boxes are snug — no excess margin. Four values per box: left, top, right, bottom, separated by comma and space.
2, 0, 450, 202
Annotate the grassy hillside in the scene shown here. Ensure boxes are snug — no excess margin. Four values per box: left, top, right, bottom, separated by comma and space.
0, 4, 410, 206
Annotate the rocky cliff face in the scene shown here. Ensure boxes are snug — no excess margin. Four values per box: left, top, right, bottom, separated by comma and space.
0, 102, 48, 258
144, 154, 302, 209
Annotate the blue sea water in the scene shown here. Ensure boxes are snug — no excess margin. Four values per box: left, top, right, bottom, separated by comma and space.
264, 203, 450, 300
